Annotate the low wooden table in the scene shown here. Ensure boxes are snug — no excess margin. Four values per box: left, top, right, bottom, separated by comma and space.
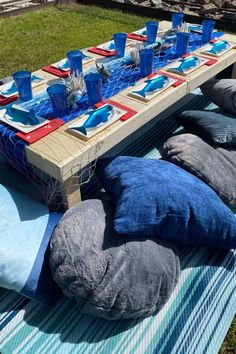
13, 22, 236, 208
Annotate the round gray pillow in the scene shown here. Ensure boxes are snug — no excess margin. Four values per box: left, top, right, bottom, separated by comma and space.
201, 79, 236, 115
49, 199, 180, 320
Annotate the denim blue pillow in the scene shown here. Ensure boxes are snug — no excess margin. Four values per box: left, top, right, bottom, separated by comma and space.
97, 157, 236, 249
0, 184, 61, 304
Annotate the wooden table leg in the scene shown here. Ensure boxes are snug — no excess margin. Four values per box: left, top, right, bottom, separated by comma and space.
231, 63, 236, 79
60, 175, 81, 210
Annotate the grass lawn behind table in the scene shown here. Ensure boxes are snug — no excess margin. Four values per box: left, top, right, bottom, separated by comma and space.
0, 3, 235, 352
0, 4, 156, 78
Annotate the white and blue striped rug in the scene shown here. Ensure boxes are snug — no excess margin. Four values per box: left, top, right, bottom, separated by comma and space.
0, 90, 235, 354
0, 247, 235, 354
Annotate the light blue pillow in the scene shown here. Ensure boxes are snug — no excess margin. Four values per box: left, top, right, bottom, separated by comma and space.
0, 184, 61, 304
97, 157, 236, 249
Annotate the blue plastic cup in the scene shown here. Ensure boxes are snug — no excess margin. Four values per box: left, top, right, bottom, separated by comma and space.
172, 13, 184, 29
146, 21, 158, 44
67, 50, 83, 77
13, 70, 33, 102
139, 48, 154, 77
47, 84, 68, 117
84, 73, 103, 106
176, 32, 190, 57
201, 19, 215, 44
114, 33, 127, 58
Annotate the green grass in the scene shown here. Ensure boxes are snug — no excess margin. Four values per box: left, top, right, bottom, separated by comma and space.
0, 3, 235, 352
219, 316, 236, 354
0, 3, 154, 78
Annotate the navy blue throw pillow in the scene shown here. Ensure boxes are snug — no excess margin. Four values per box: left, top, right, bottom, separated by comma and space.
97, 157, 236, 249
177, 110, 236, 147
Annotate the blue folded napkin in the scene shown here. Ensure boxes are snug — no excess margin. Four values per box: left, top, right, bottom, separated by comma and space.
107, 42, 115, 50
135, 28, 147, 36
179, 56, 199, 72
56, 59, 69, 70
100, 42, 115, 51
6, 106, 40, 125
72, 104, 113, 135
206, 40, 229, 54
139, 29, 147, 36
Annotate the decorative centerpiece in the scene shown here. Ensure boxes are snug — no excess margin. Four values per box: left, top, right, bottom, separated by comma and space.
62, 74, 86, 109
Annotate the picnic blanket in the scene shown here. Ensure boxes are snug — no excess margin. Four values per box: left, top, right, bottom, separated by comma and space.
0, 89, 235, 354
0, 246, 235, 354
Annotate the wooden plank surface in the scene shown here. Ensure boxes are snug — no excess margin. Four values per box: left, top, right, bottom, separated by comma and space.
26, 80, 187, 181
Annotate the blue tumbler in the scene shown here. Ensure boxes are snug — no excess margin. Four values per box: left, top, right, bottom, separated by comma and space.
114, 33, 127, 58
172, 13, 184, 29
176, 32, 190, 57
67, 50, 83, 77
13, 70, 33, 102
47, 84, 68, 117
201, 19, 215, 44
146, 21, 158, 44
84, 73, 103, 106
139, 48, 154, 77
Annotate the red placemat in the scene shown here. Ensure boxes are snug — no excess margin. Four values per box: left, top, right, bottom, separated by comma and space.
88, 47, 116, 57
196, 54, 218, 66
0, 94, 18, 106
42, 65, 69, 78
182, 53, 193, 58
127, 33, 146, 42
16, 118, 64, 144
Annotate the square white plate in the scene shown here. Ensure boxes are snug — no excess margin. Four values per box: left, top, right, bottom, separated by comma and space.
200, 41, 235, 57
96, 39, 134, 53
51, 58, 70, 71
188, 24, 217, 34
68, 103, 127, 140
51, 54, 94, 71
132, 27, 166, 36
0, 105, 49, 133
97, 41, 116, 52
167, 55, 208, 76
0, 75, 45, 98
128, 74, 176, 102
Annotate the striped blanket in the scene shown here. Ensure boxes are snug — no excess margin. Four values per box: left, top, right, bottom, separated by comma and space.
0, 90, 236, 354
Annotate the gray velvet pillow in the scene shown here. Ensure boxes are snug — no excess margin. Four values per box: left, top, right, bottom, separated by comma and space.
163, 133, 236, 207
201, 79, 236, 115
49, 199, 180, 320
177, 110, 236, 148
